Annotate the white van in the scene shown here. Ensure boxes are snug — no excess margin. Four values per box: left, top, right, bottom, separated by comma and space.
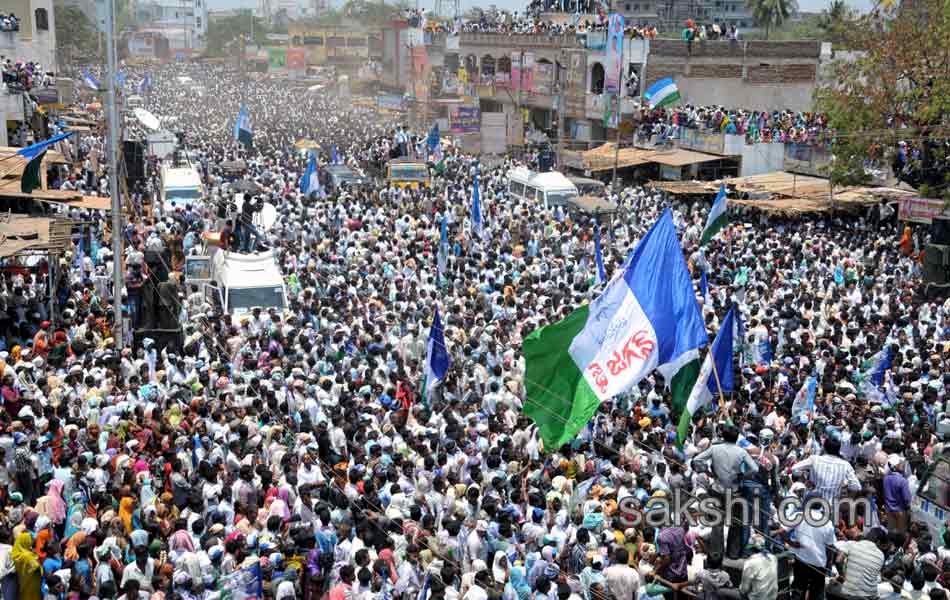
208, 250, 287, 319
507, 167, 579, 209
160, 163, 203, 214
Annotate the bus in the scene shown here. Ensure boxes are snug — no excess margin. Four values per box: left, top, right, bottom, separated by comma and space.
387, 158, 430, 190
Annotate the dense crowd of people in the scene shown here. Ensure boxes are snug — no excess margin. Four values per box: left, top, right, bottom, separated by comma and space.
631, 104, 834, 148
0, 61, 946, 600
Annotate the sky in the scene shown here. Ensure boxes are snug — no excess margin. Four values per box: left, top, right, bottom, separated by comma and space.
207, 0, 874, 18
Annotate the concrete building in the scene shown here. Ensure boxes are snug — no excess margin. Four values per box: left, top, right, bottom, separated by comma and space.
0, 0, 56, 70
257, 0, 327, 23
643, 39, 820, 112
137, 0, 208, 52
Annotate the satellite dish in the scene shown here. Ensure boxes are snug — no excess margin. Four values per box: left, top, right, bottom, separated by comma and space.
134, 108, 161, 131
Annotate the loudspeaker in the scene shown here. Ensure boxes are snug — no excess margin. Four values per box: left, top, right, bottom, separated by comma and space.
122, 140, 145, 187
933, 217, 950, 245
923, 243, 950, 286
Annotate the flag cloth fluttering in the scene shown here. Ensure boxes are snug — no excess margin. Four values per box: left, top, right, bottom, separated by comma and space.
700, 182, 728, 246
300, 152, 322, 198
437, 216, 448, 284
859, 345, 895, 405
471, 171, 483, 240
594, 224, 606, 286
522, 209, 707, 451
82, 71, 101, 91
700, 270, 711, 305
791, 375, 818, 420
20, 150, 46, 194
676, 305, 736, 445
423, 307, 451, 403
234, 105, 253, 147
644, 77, 681, 109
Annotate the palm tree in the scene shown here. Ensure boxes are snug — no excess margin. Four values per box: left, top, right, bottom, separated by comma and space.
818, 0, 854, 43
749, 0, 797, 38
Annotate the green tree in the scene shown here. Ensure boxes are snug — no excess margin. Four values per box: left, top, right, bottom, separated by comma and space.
748, 0, 797, 39
54, 0, 98, 62
816, 0, 855, 46
206, 10, 267, 57
815, 0, 950, 188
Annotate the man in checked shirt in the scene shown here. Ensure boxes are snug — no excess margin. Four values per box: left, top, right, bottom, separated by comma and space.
791, 435, 862, 504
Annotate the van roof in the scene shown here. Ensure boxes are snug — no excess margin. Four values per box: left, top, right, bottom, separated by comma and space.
162, 167, 202, 189
531, 171, 575, 190
507, 168, 576, 190
212, 251, 284, 290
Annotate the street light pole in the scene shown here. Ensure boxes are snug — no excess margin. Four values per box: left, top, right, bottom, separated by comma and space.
105, 0, 124, 345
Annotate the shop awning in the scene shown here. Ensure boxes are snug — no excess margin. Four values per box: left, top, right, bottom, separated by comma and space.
0, 215, 73, 257
648, 149, 724, 167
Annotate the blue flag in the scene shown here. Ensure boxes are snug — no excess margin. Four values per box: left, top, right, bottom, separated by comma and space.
82, 71, 101, 91
860, 345, 894, 405
427, 123, 440, 152
699, 270, 711, 305
191, 434, 203, 470
234, 105, 253, 147
791, 376, 818, 419
116, 71, 126, 88
331, 144, 339, 164
471, 171, 483, 240
424, 307, 451, 402
438, 216, 448, 283
676, 306, 736, 444
300, 152, 322, 197
75, 228, 86, 278
17, 132, 75, 161
594, 224, 606, 286
137, 73, 152, 94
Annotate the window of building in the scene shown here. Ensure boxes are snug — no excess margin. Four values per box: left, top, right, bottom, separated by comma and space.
35, 7, 47, 30
625, 3, 631, 10
591, 62, 605, 94
303, 36, 323, 45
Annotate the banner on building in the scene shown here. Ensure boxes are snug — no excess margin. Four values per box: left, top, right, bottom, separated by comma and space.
287, 48, 306, 71
534, 61, 554, 96
522, 52, 535, 93
510, 52, 521, 91
449, 106, 481, 133
377, 94, 407, 111
564, 49, 587, 118
898, 196, 950, 224
605, 13, 624, 93
495, 69, 510, 87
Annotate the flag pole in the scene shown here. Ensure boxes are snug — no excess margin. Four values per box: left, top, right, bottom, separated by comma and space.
709, 352, 728, 415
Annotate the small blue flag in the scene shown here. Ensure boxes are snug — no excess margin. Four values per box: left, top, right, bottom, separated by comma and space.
594, 225, 606, 286
471, 172, 483, 240
82, 71, 101, 91
17, 132, 75, 161
700, 270, 710, 305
